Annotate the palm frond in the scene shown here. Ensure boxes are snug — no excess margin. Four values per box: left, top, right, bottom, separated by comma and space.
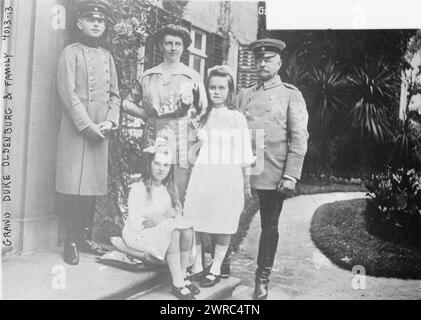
308, 60, 348, 131
348, 56, 398, 142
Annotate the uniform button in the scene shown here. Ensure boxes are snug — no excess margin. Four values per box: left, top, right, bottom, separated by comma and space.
266, 107, 271, 112
90, 77, 94, 81
90, 99, 94, 103
89, 67, 94, 71
106, 70, 109, 74
89, 88, 94, 91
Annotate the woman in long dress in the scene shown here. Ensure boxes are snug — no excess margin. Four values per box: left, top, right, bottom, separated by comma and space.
121, 24, 207, 204
183, 65, 254, 287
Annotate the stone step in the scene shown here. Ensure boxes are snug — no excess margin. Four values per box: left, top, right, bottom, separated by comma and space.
130, 277, 242, 300
1, 250, 170, 300
228, 285, 291, 300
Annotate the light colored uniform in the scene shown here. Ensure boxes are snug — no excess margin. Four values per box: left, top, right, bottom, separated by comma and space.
238, 76, 309, 190
56, 43, 120, 195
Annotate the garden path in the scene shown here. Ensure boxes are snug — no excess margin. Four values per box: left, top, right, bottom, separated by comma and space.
231, 192, 421, 300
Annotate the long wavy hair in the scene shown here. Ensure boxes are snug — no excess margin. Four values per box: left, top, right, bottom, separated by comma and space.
141, 148, 181, 212
200, 66, 238, 127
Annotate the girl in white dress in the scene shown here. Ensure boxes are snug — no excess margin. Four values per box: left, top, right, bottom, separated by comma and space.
183, 65, 254, 287
122, 140, 199, 300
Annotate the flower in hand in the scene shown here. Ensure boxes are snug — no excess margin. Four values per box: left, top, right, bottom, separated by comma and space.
179, 82, 195, 106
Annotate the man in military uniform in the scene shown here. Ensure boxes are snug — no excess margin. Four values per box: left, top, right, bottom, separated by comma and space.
238, 39, 309, 299
56, 0, 120, 265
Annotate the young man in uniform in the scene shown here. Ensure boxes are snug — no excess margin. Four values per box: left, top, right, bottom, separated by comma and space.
56, 0, 120, 265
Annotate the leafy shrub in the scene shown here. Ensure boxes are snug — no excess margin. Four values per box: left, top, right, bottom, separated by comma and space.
392, 112, 421, 169
365, 166, 421, 246
347, 56, 397, 142
366, 166, 421, 214
307, 60, 348, 135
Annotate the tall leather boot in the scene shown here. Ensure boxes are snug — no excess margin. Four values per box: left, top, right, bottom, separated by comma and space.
253, 266, 271, 300
254, 225, 279, 300
77, 196, 107, 255
63, 238, 79, 265
60, 194, 80, 265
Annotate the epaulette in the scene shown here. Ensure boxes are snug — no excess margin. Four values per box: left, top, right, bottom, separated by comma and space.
284, 83, 299, 90
67, 43, 80, 48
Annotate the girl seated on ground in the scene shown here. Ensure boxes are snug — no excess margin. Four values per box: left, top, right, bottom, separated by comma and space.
121, 138, 199, 300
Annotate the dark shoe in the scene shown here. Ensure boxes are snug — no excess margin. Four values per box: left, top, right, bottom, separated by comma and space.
184, 278, 200, 296
171, 285, 194, 300
63, 241, 79, 265
199, 273, 221, 288
253, 281, 268, 300
79, 239, 108, 255
187, 265, 209, 282
221, 262, 230, 279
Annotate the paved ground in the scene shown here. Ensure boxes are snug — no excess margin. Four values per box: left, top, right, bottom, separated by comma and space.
1, 250, 169, 300
231, 192, 421, 300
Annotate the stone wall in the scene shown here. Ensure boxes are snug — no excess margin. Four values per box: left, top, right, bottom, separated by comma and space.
2, 0, 68, 252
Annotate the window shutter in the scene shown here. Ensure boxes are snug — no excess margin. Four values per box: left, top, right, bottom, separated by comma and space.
206, 32, 226, 70
237, 44, 259, 89
144, 6, 169, 69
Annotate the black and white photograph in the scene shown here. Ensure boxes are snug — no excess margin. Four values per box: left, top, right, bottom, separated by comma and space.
1, 0, 421, 303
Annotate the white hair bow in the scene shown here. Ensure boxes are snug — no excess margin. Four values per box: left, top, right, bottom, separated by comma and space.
207, 64, 235, 80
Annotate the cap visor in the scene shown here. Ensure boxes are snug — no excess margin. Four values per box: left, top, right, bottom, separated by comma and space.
256, 52, 278, 59
81, 12, 105, 19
